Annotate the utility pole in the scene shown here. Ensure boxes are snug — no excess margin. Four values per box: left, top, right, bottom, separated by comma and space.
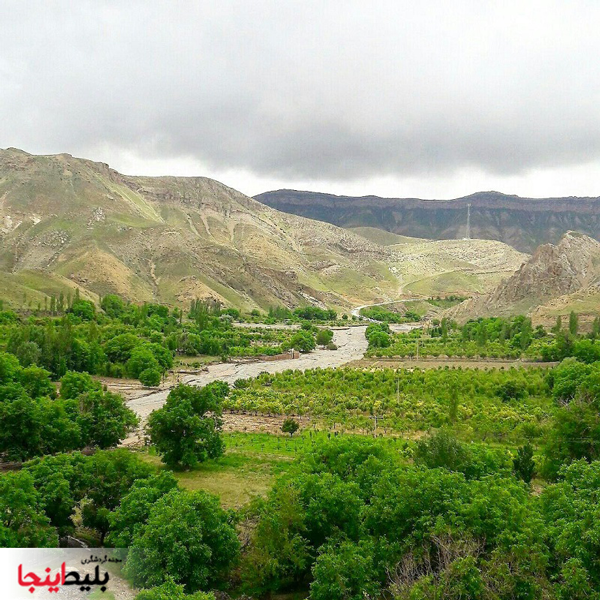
369, 414, 383, 437
465, 203, 471, 240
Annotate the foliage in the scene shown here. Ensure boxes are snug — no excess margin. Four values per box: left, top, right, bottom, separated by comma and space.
0, 471, 58, 547
288, 330, 316, 353
107, 471, 178, 547
135, 579, 216, 600
0, 358, 136, 460
316, 328, 334, 346
226, 367, 552, 442
513, 443, 536, 484
125, 489, 240, 592
147, 384, 225, 469
281, 417, 300, 436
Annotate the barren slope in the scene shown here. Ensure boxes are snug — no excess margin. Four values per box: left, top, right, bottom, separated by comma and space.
449, 232, 600, 324
0, 149, 398, 310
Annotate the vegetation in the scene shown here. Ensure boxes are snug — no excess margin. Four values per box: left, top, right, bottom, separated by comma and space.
225, 366, 553, 442
0, 295, 323, 389
0, 355, 137, 461
368, 314, 600, 362
147, 384, 226, 470
5, 293, 600, 598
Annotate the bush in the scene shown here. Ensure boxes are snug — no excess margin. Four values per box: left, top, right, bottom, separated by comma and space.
147, 385, 224, 469
125, 489, 240, 592
281, 417, 300, 436
140, 368, 161, 387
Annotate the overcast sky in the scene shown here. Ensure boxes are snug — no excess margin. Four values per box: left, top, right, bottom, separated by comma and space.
2, 1, 600, 198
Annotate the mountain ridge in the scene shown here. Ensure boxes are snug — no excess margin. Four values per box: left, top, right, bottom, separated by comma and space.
256, 189, 600, 252
448, 232, 600, 325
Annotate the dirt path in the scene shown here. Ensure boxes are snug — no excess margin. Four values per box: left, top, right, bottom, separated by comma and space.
126, 326, 369, 422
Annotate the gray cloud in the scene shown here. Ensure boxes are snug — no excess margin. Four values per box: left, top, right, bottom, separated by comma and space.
2, 0, 600, 182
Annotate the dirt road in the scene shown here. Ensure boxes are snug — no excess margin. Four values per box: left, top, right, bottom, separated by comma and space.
127, 326, 369, 421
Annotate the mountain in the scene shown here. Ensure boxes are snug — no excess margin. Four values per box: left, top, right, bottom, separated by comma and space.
255, 189, 600, 253
385, 238, 528, 297
0, 149, 528, 312
449, 232, 600, 325
0, 149, 403, 311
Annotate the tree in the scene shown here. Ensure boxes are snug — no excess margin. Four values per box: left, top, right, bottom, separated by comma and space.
570, 311, 579, 336
414, 430, 470, 473
541, 460, 600, 590
101, 294, 125, 318
135, 579, 216, 600
81, 449, 154, 543
19, 366, 55, 398
513, 444, 536, 484
127, 346, 161, 379
14, 341, 41, 367
0, 351, 21, 383
316, 329, 334, 346
542, 395, 600, 479
104, 333, 142, 364
289, 330, 316, 353
74, 389, 139, 449
310, 540, 380, 600
125, 489, 240, 592
0, 471, 58, 547
70, 299, 96, 321
496, 380, 526, 402
24, 459, 77, 535
147, 385, 224, 469
282, 417, 300, 436
107, 472, 178, 547
60, 370, 102, 400
553, 315, 563, 334
140, 368, 161, 387
368, 331, 391, 348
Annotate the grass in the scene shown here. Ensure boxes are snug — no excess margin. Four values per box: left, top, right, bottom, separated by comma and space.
138, 431, 353, 508
404, 271, 484, 295
139, 433, 310, 508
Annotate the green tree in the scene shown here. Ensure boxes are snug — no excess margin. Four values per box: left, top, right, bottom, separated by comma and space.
81, 449, 154, 543
316, 329, 334, 346
282, 417, 300, 436
125, 489, 239, 592
542, 396, 600, 479
20, 366, 55, 398
24, 458, 77, 535
368, 331, 391, 348
289, 330, 316, 353
107, 471, 178, 547
513, 443, 536, 484
553, 315, 563, 334
135, 579, 216, 600
140, 368, 161, 387
74, 389, 139, 449
310, 540, 380, 600
570, 311, 579, 336
70, 299, 96, 320
127, 346, 161, 379
147, 385, 224, 469
541, 460, 600, 589
0, 471, 58, 547
60, 370, 102, 400
101, 294, 125, 318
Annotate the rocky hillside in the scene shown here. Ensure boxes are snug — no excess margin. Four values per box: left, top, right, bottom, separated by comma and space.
0, 149, 402, 311
256, 189, 600, 253
449, 232, 600, 325
0, 149, 529, 312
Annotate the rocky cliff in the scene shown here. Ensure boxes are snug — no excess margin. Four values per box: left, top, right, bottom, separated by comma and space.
256, 189, 600, 253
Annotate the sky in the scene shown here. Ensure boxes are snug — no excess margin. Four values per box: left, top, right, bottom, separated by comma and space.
2, 0, 600, 199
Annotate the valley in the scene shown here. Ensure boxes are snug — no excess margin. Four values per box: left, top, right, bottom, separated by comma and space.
2, 151, 600, 600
